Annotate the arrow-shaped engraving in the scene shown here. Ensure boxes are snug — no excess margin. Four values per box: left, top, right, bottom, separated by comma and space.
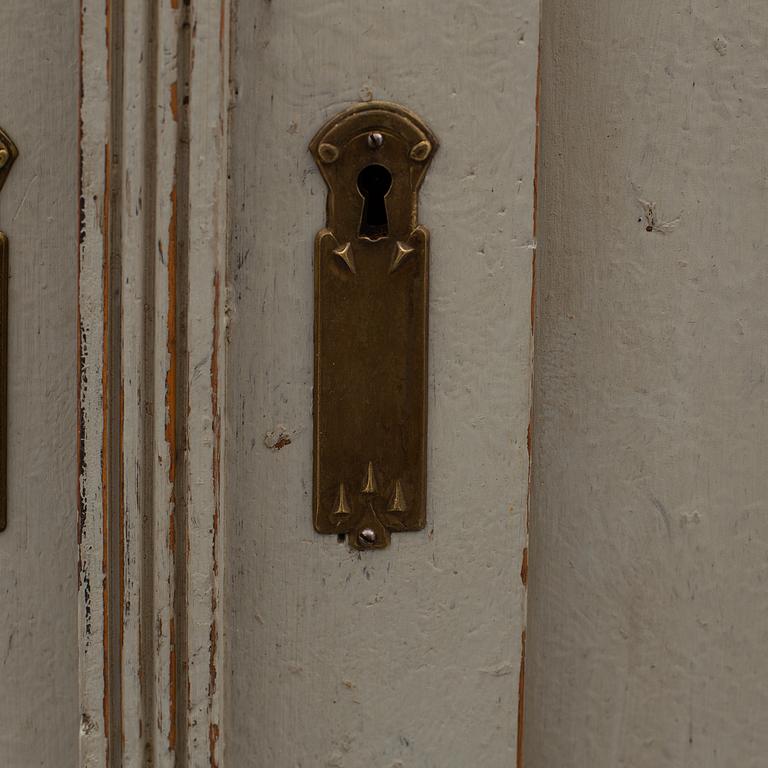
332, 242, 356, 274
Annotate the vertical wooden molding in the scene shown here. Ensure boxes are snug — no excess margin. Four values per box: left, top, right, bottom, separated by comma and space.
79, 1, 229, 765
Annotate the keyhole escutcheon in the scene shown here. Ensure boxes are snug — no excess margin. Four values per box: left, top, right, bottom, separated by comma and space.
357, 164, 392, 240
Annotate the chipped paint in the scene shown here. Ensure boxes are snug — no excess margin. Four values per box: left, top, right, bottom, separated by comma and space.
170, 82, 179, 124
79, 0, 111, 763
264, 424, 294, 451
209, 269, 222, 735
209, 723, 220, 768
184, 3, 229, 763
520, 546, 529, 587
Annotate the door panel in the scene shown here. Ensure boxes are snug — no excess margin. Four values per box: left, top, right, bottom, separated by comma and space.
225, 2, 538, 765
527, 1, 768, 766
0, 1, 79, 764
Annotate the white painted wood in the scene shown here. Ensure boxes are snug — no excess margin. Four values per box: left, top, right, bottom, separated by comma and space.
225, 2, 538, 765
526, 1, 768, 766
185, 2, 228, 764
0, 2, 79, 765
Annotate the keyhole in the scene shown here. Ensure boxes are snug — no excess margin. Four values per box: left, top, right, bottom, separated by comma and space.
357, 164, 392, 240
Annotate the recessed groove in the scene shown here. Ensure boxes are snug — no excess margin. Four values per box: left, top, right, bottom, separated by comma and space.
106, 0, 125, 764
141, 0, 160, 761
173, 2, 193, 765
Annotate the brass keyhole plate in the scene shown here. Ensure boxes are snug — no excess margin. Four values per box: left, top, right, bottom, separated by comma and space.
309, 101, 438, 550
0, 126, 19, 532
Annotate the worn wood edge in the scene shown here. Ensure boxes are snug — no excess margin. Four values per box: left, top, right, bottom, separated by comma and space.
78, 0, 110, 764
518, 26, 543, 768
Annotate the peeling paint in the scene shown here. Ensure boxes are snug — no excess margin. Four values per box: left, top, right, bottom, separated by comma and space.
170, 81, 179, 123
79, 0, 112, 763
264, 424, 294, 451
520, 547, 528, 586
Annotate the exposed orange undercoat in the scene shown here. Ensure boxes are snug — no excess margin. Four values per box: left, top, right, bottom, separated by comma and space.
170, 81, 179, 124
209, 723, 220, 768
105, 0, 110, 51
520, 547, 529, 587
208, 270, 222, 765
166, 174, 179, 753
517, 630, 527, 768
219, 0, 226, 51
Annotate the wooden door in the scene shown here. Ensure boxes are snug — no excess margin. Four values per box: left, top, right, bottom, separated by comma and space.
4, 1, 767, 766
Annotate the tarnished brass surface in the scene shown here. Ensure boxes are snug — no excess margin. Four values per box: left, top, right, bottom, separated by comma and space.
0, 126, 17, 532
310, 102, 437, 549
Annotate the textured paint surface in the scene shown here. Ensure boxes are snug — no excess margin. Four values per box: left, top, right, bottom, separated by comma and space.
225, 2, 538, 766
0, 1, 79, 765
526, 1, 768, 766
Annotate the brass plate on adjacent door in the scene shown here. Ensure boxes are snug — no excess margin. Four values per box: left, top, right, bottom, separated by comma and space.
0, 126, 18, 532
310, 102, 438, 550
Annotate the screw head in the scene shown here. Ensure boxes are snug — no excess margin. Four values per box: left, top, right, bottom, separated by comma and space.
0, 148, 8, 169
359, 527, 377, 545
367, 132, 384, 149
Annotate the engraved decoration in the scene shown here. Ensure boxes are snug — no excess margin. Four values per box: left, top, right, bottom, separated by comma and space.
310, 101, 438, 549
